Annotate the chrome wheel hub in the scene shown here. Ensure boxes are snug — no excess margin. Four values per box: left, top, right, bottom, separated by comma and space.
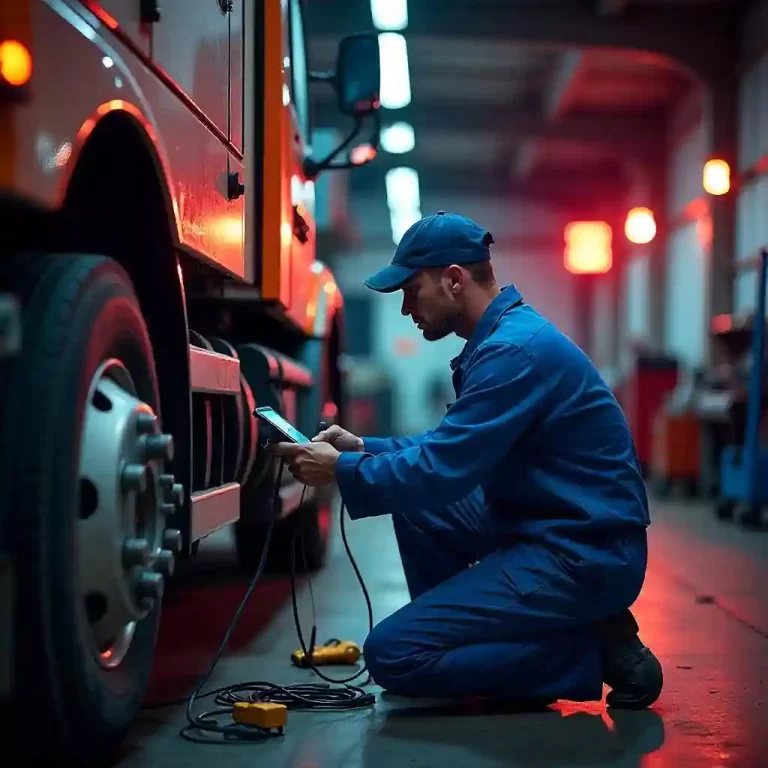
77, 360, 184, 669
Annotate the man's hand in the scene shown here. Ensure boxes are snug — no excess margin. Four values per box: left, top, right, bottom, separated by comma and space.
268, 441, 341, 486
312, 424, 364, 452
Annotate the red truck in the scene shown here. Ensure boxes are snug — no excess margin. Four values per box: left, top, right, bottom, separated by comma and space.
0, 0, 380, 760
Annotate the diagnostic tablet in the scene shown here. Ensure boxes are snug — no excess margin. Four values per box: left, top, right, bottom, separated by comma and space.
254, 406, 311, 444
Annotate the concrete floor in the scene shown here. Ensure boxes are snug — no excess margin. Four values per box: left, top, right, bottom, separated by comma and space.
122, 498, 768, 767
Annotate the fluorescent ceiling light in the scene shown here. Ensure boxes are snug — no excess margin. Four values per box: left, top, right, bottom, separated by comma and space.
390, 207, 421, 245
385, 167, 420, 210
381, 122, 415, 154
379, 33, 411, 110
371, 0, 408, 30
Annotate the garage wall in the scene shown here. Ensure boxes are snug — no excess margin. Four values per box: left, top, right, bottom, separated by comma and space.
617, 246, 650, 374
665, 223, 709, 368
663, 111, 711, 370
591, 274, 615, 382
616, 26, 768, 373
735, 52, 768, 313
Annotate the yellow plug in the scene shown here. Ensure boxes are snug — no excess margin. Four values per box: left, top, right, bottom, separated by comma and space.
232, 702, 287, 732
291, 639, 362, 668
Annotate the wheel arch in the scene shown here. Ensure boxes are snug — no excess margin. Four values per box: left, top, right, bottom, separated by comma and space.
58, 108, 192, 537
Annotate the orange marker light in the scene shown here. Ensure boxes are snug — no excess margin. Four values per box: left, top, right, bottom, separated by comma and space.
703, 159, 730, 196
624, 207, 656, 245
350, 143, 377, 165
564, 221, 612, 275
0, 40, 33, 87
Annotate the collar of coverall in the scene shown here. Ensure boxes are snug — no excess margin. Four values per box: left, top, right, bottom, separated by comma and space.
450, 284, 524, 372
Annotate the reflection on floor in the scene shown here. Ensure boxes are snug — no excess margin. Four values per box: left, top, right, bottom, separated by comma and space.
121, 497, 768, 767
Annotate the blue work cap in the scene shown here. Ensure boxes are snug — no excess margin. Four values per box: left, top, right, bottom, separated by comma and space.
364, 211, 495, 293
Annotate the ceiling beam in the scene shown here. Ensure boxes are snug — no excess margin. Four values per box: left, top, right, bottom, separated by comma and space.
311, 103, 664, 165
514, 143, 540, 180
544, 51, 588, 119
306, 2, 735, 83
517, 50, 591, 179
346, 163, 629, 209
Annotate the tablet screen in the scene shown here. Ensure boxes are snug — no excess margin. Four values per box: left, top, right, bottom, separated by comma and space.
254, 407, 311, 444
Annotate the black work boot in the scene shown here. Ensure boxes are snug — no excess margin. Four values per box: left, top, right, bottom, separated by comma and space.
600, 610, 663, 709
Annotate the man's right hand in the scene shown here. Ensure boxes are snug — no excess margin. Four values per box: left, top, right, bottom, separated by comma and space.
312, 424, 364, 452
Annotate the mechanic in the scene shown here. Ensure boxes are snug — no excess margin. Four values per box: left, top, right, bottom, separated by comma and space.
271, 211, 663, 709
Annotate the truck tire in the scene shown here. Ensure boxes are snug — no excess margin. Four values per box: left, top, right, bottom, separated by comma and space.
0, 254, 178, 764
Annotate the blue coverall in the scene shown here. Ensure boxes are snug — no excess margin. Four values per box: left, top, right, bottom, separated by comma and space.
335, 285, 650, 702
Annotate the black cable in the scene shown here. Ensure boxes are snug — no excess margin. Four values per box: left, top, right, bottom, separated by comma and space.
145, 453, 376, 744
289, 497, 374, 686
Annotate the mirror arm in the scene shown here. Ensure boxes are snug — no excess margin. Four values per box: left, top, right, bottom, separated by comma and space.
303, 116, 364, 179
320, 109, 382, 172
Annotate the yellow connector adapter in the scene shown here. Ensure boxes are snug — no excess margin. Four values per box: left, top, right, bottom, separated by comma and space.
291, 639, 362, 668
232, 702, 287, 732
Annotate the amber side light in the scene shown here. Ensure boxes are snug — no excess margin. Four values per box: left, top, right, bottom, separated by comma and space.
0, 40, 33, 87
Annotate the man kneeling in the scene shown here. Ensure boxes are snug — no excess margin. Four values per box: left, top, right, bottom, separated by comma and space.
271, 212, 663, 709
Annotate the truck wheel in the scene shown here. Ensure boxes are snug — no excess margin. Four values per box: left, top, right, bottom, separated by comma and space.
1, 255, 180, 763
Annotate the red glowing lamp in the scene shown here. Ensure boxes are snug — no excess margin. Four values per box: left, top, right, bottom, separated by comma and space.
564, 221, 612, 275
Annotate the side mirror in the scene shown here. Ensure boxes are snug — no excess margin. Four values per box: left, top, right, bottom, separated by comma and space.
336, 34, 380, 116
304, 34, 381, 179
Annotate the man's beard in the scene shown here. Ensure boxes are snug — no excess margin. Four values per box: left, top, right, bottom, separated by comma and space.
420, 312, 456, 341
422, 325, 451, 341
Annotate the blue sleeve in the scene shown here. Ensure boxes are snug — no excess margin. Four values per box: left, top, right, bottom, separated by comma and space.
336, 343, 551, 518
362, 434, 431, 455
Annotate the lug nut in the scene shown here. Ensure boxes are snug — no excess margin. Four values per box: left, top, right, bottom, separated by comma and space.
167, 483, 184, 507
136, 570, 164, 602
123, 537, 151, 567
162, 528, 183, 553
159, 473, 174, 490
154, 549, 175, 578
122, 463, 148, 493
145, 433, 174, 462
136, 411, 157, 434
160, 502, 176, 517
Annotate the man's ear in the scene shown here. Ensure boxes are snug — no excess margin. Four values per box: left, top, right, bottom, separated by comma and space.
444, 264, 464, 293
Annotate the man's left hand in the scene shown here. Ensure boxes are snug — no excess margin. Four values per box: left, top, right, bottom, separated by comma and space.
268, 441, 341, 486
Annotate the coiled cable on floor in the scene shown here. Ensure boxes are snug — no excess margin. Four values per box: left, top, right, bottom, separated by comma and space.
145, 455, 376, 744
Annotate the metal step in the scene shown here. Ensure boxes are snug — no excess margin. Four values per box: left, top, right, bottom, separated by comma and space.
190, 482, 240, 541
189, 344, 240, 395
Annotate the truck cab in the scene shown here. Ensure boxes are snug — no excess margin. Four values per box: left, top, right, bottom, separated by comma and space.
0, 0, 380, 761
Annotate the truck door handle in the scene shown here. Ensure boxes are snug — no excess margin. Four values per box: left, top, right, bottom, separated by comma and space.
292, 206, 310, 244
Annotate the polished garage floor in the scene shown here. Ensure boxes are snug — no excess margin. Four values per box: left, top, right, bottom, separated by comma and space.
122, 498, 768, 767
